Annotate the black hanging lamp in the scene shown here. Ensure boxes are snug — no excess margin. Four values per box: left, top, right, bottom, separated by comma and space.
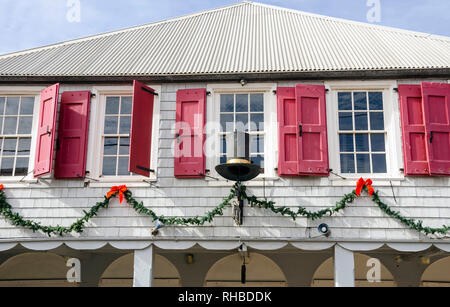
215, 131, 261, 226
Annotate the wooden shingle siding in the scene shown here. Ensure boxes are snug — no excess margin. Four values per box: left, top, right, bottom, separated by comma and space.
0, 82, 449, 242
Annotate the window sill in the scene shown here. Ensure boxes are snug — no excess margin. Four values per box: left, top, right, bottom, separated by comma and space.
329, 174, 405, 187
86, 176, 157, 188
206, 176, 280, 187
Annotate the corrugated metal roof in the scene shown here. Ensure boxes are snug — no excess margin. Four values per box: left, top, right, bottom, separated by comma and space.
0, 1, 449, 78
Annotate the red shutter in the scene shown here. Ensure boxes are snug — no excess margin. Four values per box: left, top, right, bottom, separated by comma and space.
296, 84, 329, 176
34, 84, 60, 178
398, 84, 429, 175
54, 91, 91, 179
422, 82, 450, 176
174, 89, 206, 178
277, 87, 300, 176
129, 81, 155, 177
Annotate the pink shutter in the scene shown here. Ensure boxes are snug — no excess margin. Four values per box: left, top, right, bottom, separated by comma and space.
277, 87, 300, 176
398, 84, 429, 175
174, 89, 206, 178
296, 84, 329, 176
422, 82, 450, 176
54, 91, 91, 179
34, 83, 60, 178
129, 81, 155, 177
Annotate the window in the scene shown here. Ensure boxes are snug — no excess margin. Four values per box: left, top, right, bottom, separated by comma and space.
207, 83, 278, 180
219, 93, 265, 170
338, 91, 387, 174
327, 81, 403, 181
0, 96, 34, 177
86, 85, 160, 184
102, 96, 133, 176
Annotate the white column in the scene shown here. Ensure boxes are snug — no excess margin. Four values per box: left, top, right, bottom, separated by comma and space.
334, 245, 355, 287
133, 245, 154, 287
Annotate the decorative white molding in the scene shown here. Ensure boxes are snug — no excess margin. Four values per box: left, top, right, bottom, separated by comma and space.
247, 242, 288, 250
198, 241, 241, 250
0, 243, 17, 252
20, 242, 63, 251
65, 242, 108, 250
153, 241, 197, 250
338, 242, 385, 251
290, 242, 335, 251
108, 241, 152, 250
387, 243, 433, 252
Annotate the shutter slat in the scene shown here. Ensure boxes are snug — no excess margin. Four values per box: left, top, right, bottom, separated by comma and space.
422, 82, 450, 176
34, 83, 60, 178
174, 89, 206, 178
54, 91, 91, 179
296, 84, 329, 176
398, 84, 429, 176
129, 81, 155, 178
277, 87, 300, 176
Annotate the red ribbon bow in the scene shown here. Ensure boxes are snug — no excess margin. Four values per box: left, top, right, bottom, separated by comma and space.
0, 184, 3, 191
356, 178, 374, 197
107, 185, 128, 203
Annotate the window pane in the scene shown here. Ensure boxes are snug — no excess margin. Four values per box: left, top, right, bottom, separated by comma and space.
251, 135, 264, 153
371, 134, 386, 152
250, 94, 264, 112
119, 137, 130, 155
104, 116, 118, 134
370, 113, 385, 130
20, 97, 35, 115
106, 97, 120, 114
102, 157, 117, 176
220, 114, 234, 132
117, 157, 130, 176
119, 116, 131, 134
121, 97, 132, 115
15, 157, 29, 176
236, 94, 248, 112
250, 114, 264, 132
104, 137, 118, 155
235, 114, 248, 131
4, 117, 17, 135
355, 112, 368, 130
0, 157, 14, 176
0, 117, 3, 134
339, 134, 354, 152
372, 154, 387, 173
355, 134, 369, 152
354, 92, 367, 110
338, 92, 352, 110
356, 154, 371, 173
339, 113, 353, 130
5, 97, 19, 115
18, 117, 33, 134
251, 155, 264, 169
369, 92, 383, 110
220, 94, 234, 112
341, 154, 355, 173
0, 97, 4, 115
3, 138, 16, 156
18, 138, 31, 156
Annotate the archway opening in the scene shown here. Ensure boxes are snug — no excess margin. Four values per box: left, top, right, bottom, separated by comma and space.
204, 253, 287, 287
421, 256, 450, 287
0, 252, 74, 287
99, 253, 181, 287
311, 253, 396, 287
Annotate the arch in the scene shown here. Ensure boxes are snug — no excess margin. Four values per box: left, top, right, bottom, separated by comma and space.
204, 253, 287, 287
0, 252, 75, 287
311, 253, 396, 287
421, 256, 450, 287
99, 253, 181, 287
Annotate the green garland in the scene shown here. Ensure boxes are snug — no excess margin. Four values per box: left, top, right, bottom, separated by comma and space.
0, 183, 449, 237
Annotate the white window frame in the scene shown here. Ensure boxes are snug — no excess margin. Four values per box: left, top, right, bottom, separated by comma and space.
206, 82, 278, 184
86, 85, 160, 187
325, 80, 404, 184
0, 86, 44, 185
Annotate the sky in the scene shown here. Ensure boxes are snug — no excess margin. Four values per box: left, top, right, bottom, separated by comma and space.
0, 0, 449, 55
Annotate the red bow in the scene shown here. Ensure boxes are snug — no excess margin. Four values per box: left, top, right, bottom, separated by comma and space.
0, 184, 3, 191
356, 178, 374, 197
107, 185, 128, 203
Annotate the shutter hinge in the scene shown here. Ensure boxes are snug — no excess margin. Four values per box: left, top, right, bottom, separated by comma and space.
137, 165, 155, 173
90, 93, 96, 98
393, 88, 399, 92
272, 90, 277, 95
206, 91, 212, 96
141, 87, 159, 96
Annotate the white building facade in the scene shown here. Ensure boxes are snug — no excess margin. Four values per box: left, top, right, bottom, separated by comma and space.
0, 2, 449, 287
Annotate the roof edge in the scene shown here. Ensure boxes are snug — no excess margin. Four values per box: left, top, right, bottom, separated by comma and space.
0, 68, 449, 84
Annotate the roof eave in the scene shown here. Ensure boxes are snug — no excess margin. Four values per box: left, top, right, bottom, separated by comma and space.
0, 68, 449, 84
